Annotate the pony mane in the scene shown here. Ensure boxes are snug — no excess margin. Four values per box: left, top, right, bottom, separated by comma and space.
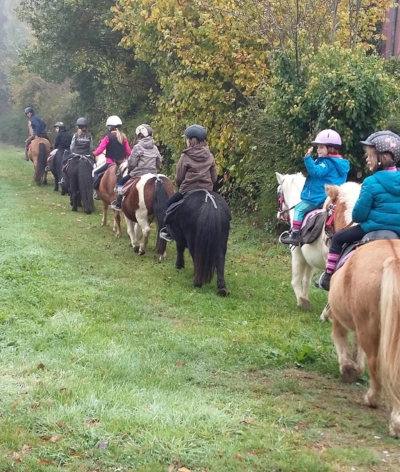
337, 182, 361, 224
282, 172, 305, 195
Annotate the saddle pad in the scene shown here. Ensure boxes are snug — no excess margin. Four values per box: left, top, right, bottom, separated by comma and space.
120, 177, 138, 196
300, 210, 326, 245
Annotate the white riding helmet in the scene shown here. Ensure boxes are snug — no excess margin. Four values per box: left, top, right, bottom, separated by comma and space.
106, 115, 122, 127
135, 124, 153, 137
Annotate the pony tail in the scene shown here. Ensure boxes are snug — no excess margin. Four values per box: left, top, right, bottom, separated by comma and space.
379, 256, 400, 407
116, 129, 126, 145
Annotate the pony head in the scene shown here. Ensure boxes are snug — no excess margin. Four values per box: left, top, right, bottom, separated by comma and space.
323, 182, 361, 232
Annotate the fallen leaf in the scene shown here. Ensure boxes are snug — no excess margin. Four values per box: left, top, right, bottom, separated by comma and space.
11, 403, 18, 409
246, 449, 265, 455
84, 419, 100, 427
175, 362, 185, 367
20, 445, 31, 454
234, 454, 243, 462
246, 292, 253, 297
168, 466, 175, 472
59, 388, 68, 393
57, 422, 67, 428
178, 468, 191, 472
9, 451, 23, 462
37, 363, 45, 370
49, 435, 59, 443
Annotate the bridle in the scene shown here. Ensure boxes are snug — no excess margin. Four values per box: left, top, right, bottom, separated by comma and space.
277, 184, 299, 224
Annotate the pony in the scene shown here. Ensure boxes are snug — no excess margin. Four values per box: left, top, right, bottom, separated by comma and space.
98, 163, 123, 236
50, 149, 68, 194
324, 184, 400, 437
275, 172, 359, 310
65, 155, 95, 214
28, 137, 51, 185
122, 173, 174, 260
168, 190, 231, 296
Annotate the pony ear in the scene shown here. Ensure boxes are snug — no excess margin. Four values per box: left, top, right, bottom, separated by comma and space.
325, 184, 339, 200
275, 172, 284, 184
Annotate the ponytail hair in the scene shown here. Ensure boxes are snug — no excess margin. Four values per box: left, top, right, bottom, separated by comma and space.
115, 128, 126, 145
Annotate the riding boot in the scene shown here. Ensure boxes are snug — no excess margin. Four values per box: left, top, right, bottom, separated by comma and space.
159, 225, 173, 242
281, 230, 301, 246
111, 194, 123, 211
316, 272, 332, 291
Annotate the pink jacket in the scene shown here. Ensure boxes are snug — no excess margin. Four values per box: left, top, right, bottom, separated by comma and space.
93, 134, 131, 164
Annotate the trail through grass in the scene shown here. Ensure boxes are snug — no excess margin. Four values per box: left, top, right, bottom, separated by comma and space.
0, 143, 399, 471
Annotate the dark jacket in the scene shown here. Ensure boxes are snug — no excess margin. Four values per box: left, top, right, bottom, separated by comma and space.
128, 136, 162, 177
30, 114, 47, 136
301, 154, 350, 206
55, 129, 72, 151
71, 131, 93, 156
176, 144, 217, 193
106, 133, 126, 161
352, 169, 400, 234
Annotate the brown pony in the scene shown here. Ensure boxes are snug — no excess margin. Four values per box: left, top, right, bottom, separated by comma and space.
325, 183, 400, 437
98, 164, 123, 236
122, 173, 174, 260
28, 137, 51, 185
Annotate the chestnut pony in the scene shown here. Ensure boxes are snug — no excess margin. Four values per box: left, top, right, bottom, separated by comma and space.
98, 163, 123, 236
28, 137, 51, 185
325, 183, 400, 438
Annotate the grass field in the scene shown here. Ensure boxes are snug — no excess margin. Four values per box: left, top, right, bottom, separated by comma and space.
0, 143, 399, 471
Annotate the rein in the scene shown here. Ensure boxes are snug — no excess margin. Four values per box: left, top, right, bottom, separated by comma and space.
277, 188, 299, 224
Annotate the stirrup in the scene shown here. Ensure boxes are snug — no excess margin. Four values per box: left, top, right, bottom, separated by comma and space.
159, 227, 173, 242
110, 200, 121, 212
93, 190, 100, 200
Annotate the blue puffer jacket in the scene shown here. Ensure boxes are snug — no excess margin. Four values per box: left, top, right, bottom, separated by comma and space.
301, 154, 350, 206
352, 170, 400, 234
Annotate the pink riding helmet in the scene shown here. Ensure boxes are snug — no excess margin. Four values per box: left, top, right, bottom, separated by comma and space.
311, 129, 342, 147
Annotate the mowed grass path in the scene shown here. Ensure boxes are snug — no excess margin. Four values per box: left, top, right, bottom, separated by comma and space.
0, 143, 399, 472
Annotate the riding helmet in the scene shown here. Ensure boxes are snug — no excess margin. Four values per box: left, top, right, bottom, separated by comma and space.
54, 121, 64, 127
135, 124, 153, 137
361, 131, 400, 161
182, 124, 207, 141
76, 117, 88, 127
24, 107, 34, 115
311, 129, 342, 147
106, 115, 123, 127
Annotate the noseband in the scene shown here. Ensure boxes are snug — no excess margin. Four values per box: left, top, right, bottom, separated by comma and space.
277, 186, 298, 224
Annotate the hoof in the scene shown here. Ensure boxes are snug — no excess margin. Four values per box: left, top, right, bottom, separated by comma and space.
217, 288, 230, 297
158, 254, 167, 262
298, 298, 312, 310
193, 282, 202, 288
389, 411, 400, 437
175, 264, 184, 270
341, 364, 359, 383
133, 246, 140, 253
364, 390, 378, 408
72, 208, 77, 212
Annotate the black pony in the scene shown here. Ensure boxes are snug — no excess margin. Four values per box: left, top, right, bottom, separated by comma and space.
65, 155, 95, 214
50, 150, 68, 194
169, 190, 231, 296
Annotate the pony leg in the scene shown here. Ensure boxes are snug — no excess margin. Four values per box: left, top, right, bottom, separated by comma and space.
101, 201, 108, 227
389, 408, 400, 438
113, 211, 121, 237
216, 249, 229, 297
320, 303, 331, 322
291, 248, 312, 310
176, 244, 185, 269
136, 215, 151, 255
331, 317, 359, 383
359, 335, 380, 408
124, 216, 141, 253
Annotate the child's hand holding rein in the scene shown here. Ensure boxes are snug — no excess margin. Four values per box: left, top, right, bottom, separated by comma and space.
306, 146, 314, 156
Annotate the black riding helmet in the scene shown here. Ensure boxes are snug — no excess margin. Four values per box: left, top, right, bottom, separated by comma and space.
24, 107, 34, 114
361, 131, 400, 161
182, 124, 207, 141
76, 117, 88, 128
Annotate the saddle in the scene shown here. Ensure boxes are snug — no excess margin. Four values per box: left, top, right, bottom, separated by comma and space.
63, 153, 94, 172
164, 189, 217, 225
298, 210, 327, 245
335, 230, 400, 271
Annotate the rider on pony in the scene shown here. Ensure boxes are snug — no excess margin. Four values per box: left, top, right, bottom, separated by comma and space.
159, 124, 217, 242
46, 121, 72, 171
317, 131, 400, 291
24, 107, 50, 161
60, 117, 93, 178
92, 116, 131, 194
111, 124, 162, 211
281, 129, 350, 246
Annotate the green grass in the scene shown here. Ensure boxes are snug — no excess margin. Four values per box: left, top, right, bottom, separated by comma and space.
0, 143, 399, 471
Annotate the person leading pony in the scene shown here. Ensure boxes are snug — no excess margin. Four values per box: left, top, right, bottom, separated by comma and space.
159, 124, 217, 242
281, 129, 350, 246
317, 131, 400, 290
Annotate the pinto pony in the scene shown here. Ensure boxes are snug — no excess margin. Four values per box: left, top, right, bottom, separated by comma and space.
168, 190, 231, 296
324, 184, 400, 437
66, 155, 95, 214
276, 172, 359, 310
28, 137, 51, 185
122, 173, 174, 260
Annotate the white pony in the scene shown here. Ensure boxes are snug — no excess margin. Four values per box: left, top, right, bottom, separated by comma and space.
275, 172, 359, 311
